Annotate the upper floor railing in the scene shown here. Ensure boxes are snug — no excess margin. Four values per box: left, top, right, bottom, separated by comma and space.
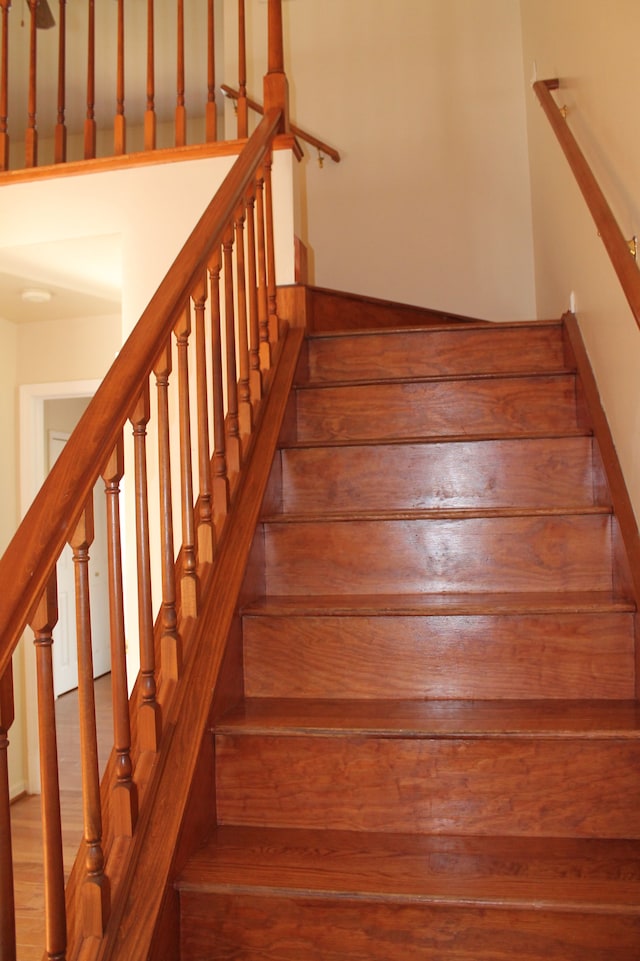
0, 3, 295, 959
0, 0, 338, 174
533, 79, 640, 332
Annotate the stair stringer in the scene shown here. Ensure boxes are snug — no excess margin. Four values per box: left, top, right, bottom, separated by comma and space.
562, 311, 640, 693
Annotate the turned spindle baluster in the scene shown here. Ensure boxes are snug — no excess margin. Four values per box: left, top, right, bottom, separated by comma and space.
0, 0, 9, 171
206, 0, 216, 142
263, 151, 280, 348
84, 0, 96, 158
175, 0, 186, 146
30, 576, 66, 961
25, 0, 38, 167
193, 274, 215, 565
130, 386, 161, 752
70, 502, 110, 938
153, 342, 181, 680
255, 168, 271, 371
222, 227, 242, 479
144, 0, 156, 150
102, 439, 138, 837
0, 662, 16, 961
54, 0, 67, 162
235, 206, 253, 443
237, 0, 248, 138
208, 249, 230, 533
114, 0, 125, 154
245, 191, 263, 408
174, 307, 199, 616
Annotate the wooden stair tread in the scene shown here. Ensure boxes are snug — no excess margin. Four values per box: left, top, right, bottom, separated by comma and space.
243, 591, 636, 617
177, 826, 640, 913
262, 505, 612, 524
216, 698, 640, 739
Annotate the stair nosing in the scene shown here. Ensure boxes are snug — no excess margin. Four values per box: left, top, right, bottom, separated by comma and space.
306, 319, 564, 341
295, 368, 576, 392
241, 591, 636, 617
279, 428, 594, 452
176, 877, 640, 915
261, 505, 613, 525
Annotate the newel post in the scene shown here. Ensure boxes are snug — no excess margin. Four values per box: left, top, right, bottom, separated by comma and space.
263, 0, 288, 130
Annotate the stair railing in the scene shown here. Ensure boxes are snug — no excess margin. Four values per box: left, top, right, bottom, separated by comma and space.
533, 79, 640, 331
0, 2, 290, 957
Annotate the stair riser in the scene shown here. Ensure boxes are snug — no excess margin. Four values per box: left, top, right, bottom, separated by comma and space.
295, 375, 578, 443
243, 613, 635, 700
264, 515, 614, 595
216, 735, 640, 838
306, 325, 566, 384
180, 892, 640, 961
280, 437, 596, 513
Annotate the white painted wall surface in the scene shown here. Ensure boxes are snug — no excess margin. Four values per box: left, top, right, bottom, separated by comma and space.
521, 0, 640, 524
227, 0, 537, 321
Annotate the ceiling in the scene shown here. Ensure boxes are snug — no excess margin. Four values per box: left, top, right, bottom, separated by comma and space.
1, 1, 217, 326
0, 234, 122, 325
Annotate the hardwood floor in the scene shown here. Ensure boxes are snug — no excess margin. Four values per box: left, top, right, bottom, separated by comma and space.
10, 673, 113, 961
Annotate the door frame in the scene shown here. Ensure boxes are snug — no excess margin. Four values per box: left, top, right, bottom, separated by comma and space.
20, 379, 101, 794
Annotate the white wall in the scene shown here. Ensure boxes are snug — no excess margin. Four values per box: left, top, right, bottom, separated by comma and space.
521, 0, 640, 523
0, 318, 23, 797
228, 0, 537, 321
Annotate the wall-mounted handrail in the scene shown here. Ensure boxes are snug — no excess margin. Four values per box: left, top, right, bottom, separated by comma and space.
533, 79, 640, 331
222, 83, 341, 164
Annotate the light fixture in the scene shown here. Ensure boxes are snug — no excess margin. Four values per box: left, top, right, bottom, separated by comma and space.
21, 288, 52, 304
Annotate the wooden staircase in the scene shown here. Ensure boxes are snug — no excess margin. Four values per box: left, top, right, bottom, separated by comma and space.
175, 309, 640, 960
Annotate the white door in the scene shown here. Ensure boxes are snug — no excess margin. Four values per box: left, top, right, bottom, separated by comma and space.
49, 432, 111, 696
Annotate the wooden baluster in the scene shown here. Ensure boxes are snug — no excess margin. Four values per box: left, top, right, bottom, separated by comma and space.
208, 249, 230, 533
245, 190, 263, 407
237, 0, 248, 138
144, 0, 156, 150
255, 167, 271, 371
264, 0, 288, 126
30, 576, 67, 961
174, 307, 199, 616
223, 227, 242, 479
193, 274, 214, 565
102, 439, 138, 837
175, 0, 186, 146
205, 0, 216, 142
263, 150, 280, 347
54, 0, 67, 162
234, 206, 253, 444
25, 0, 38, 167
153, 342, 181, 680
0, 663, 16, 961
70, 501, 110, 938
0, 0, 11, 171
130, 386, 161, 752
114, 0, 125, 154
84, 0, 96, 159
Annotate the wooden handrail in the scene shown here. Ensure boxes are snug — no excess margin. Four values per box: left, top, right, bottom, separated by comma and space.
222, 83, 341, 163
534, 79, 640, 331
